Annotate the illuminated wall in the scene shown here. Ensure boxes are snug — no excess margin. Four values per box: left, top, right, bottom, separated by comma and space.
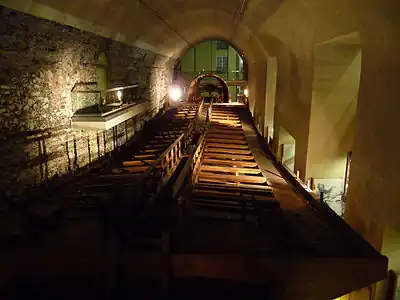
0, 7, 172, 196
306, 36, 361, 180
305, 35, 361, 217
180, 40, 245, 102
181, 40, 244, 81
264, 57, 277, 141
278, 126, 296, 174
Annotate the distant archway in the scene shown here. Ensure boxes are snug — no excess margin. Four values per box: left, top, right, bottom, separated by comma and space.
187, 74, 229, 103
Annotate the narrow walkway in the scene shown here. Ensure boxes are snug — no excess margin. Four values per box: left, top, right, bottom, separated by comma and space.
173, 103, 370, 258
240, 112, 308, 212
170, 103, 387, 300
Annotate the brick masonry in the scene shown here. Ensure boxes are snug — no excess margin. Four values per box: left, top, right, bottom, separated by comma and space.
0, 6, 173, 196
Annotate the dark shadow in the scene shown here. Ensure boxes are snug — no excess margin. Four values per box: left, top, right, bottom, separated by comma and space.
170, 277, 281, 300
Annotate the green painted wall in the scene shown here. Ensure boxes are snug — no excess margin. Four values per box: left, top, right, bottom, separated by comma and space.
195, 41, 212, 73
182, 40, 243, 80
229, 86, 237, 102
181, 47, 195, 73
181, 40, 244, 101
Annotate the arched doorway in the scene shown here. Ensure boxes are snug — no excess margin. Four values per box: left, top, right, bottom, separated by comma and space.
177, 39, 248, 103
187, 74, 230, 103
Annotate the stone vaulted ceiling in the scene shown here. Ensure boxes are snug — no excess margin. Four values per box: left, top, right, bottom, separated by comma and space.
0, 0, 285, 61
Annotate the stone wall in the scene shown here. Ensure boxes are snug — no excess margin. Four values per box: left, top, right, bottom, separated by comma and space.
0, 6, 173, 196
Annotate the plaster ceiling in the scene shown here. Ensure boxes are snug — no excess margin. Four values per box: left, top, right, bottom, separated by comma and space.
0, 0, 285, 61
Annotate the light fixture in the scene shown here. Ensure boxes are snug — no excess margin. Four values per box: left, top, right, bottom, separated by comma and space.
117, 90, 122, 101
244, 89, 249, 97
169, 85, 183, 102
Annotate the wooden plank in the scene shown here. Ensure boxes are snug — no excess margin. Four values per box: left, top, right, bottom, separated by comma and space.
211, 116, 240, 120
123, 160, 156, 166
206, 143, 249, 150
202, 159, 258, 168
208, 129, 244, 135
198, 172, 267, 184
142, 148, 165, 154
211, 124, 242, 129
133, 154, 158, 159
112, 165, 162, 173
209, 128, 242, 133
210, 118, 240, 123
211, 118, 240, 122
194, 182, 274, 194
212, 114, 238, 117
203, 153, 254, 160
193, 188, 243, 197
200, 165, 261, 174
193, 191, 275, 202
207, 134, 245, 140
210, 112, 239, 116
205, 148, 251, 155
205, 138, 247, 145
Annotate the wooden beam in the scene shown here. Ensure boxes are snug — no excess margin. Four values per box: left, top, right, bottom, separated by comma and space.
203, 153, 254, 160
193, 191, 275, 202
202, 159, 258, 168
123, 160, 157, 166
205, 138, 247, 145
198, 172, 267, 184
200, 165, 261, 174
206, 143, 249, 149
194, 182, 274, 193
205, 148, 251, 155
206, 134, 245, 140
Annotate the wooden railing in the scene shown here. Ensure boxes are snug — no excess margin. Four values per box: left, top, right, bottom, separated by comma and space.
171, 132, 206, 199
160, 132, 185, 182
191, 134, 207, 185
135, 100, 205, 205
171, 99, 212, 197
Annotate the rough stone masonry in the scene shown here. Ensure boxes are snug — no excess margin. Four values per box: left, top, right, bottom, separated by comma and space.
0, 6, 173, 196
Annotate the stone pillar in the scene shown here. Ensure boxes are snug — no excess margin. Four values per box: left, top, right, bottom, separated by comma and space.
248, 59, 267, 134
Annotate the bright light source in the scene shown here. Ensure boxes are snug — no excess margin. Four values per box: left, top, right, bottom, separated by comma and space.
244, 89, 249, 97
169, 85, 182, 102
117, 90, 122, 101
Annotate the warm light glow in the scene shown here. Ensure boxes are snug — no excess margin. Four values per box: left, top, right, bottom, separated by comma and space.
117, 90, 122, 101
169, 85, 183, 102
244, 89, 249, 97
